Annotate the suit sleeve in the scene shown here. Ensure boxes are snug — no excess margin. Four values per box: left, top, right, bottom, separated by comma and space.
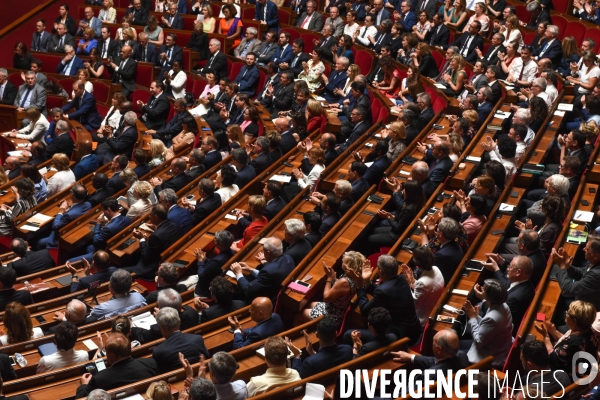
468, 315, 499, 348
92, 224, 114, 248
357, 285, 385, 316
66, 97, 96, 120
141, 234, 162, 264
557, 267, 600, 298
273, 87, 294, 110
106, 129, 137, 153
233, 330, 260, 349
237, 269, 272, 299
314, 15, 325, 32
267, 5, 279, 29
412, 355, 437, 369
114, 60, 137, 81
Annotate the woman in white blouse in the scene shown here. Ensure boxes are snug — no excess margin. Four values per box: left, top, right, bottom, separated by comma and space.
124, 180, 154, 219
344, 10, 360, 37
568, 51, 600, 95
71, 69, 94, 99
190, 70, 220, 116
9, 107, 49, 143
99, 0, 116, 23
463, 2, 489, 35
0, 303, 44, 345
100, 92, 126, 131
46, 153, 76, 197
165, 61, 187, 99
293, 147, 325, 192
500, 15, 524, 51
215, 164, 239, 203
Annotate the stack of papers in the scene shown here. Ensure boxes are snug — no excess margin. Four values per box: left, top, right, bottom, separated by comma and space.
22, 214, 53, 231
573, 210, 594, 223
554, 110, 565, 117
131, 312, 157, 330
8, 151, 22, 157
270, 174, 292, 183
303, 383, 326, 400
557, 103, 574, 112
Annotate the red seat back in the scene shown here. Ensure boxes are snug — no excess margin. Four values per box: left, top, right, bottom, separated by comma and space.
136, 62, 154, 89
31, 52, 63, 72
522, 31, 538, 46
370, 97, 382, 123
433, 97, 446, 114
354, 48, 375, 77
514, 5, 529, 24
378, 106, 389, 124
8, 73, 22, 88
166, 102, 175, 121
97, 103, 110, 117
278, 8, 293, 25
552, 15, 568, 40
229, 62, 244, 81
192, 79, 208, 98
91, 81, 110, 105
567, 21, 587, 46
431, 49, 445, 71
241, 6, 255, 19
281, 26, 301, 43
254, 70, 267, 100
58, 78, 75, 96
553, 0, 570, 13
300, 32, 320, 54
46, 94, 66, 113
585, 28, 600, 53
131, 89, 151, 115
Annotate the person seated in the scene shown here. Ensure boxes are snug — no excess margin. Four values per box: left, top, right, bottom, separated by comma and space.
228, 297, 283, 349
36, 322, 89, 373
0, 302, 44, 345
194, 231, 236, 298
181, 179, 222, 226
75, 333, 157, 398
0, 178, 37, 237
351, 307, 395, 357
121, 180, 154, 219
150, 157, 191, 195
0, 267, 33, 312
204, 352, 248, 399
231, 195, 268, 252
520, 340, 571, 395
454, 192, 487, 245
196, 277, 246, 323
7, 238, 55, 276
152, 307, 209, 374
303, 212, 323, 247
87, 269, 146, 321
7, 107, 49, 143
50, 299, 88, 333
64, 251, 116, 293
246, 336, 300, 396
214, 164, 239, 204
144, 263, 187, 304
289, 316, 352, 378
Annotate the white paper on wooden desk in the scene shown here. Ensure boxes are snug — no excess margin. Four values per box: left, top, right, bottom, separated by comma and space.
38, 167, 48, 175
131, 311, 157, 330
7, 151, 22, 157
557, 103, 574, 111
554, 110, 565, 117
270, 174, 292, 183
303, 383, 326, 400
225, 270, 236, 278
499, 203, 515, 212
573, 210, 594, 223
224, 214, 238, 220
21, 225, 40, 232
83, 339, 98, 351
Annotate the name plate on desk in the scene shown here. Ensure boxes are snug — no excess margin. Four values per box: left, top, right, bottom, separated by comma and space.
465, 156, 481, 163
557, 103, 574, 112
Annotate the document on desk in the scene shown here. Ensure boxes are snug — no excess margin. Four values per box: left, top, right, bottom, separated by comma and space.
131, 312, 157, 330
83, 339, 98, 351
270, 174, 292, 183
303, 383, 326, 400
557, 103, 574, 111
7, 151, 22, 157
573, 210, 594, 223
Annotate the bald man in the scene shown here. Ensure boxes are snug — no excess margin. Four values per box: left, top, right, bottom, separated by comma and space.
229, 297, 284, 349
3, 157, 21, 180
275, 117, 296, 154
75, 333, 157, 398
391, 329, 469, 374
73, 139, 99, 180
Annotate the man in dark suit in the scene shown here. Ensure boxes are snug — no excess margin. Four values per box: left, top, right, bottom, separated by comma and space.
318, 193, 341, 236
416, 0, 437, 19
0, 70, 17, 106
424, 140, 453, 186
107, 45, 137, 98
31, 19, 51, 52
303, 212, 322, 247
477, 33, 505, 65
271, 32, 294, 66
398, 1, 416, 32
198, 277, 246, 323
150, 158, 190, 195
315, 25, 336, 63
234, 53, 260, 96
62, 81, 102, 131
36, 183, 91, 249
533, 25, 563, 67
152, 307, 209, 373
98, 27, 120, 60
3, 157, 21, 181
47, 23, 75, 53
434, 218, 465, 283
255, 0, 279, 31
66, 250, 116, 293
183, 149, 206, 182
264, 72, 295, 118
229, 297, 284, 348
44, 120, 74, 159
0, 268, 33, 311
238, 181, 286, 231
275, 117, 297, 154
448, 20, 484, 64
345, 255, 422, 345
295, 0, 324, 32
291, 316, 352, 378
194, 230, 236, 298
145, 98, 187, 143
132, 149, 150, 178
282, 219, 312, 265
6, 238, 55, 277
231, 148, 256, 188
125, 205, 179, 279
248, 137, 273, 175
348, 161, 369, 202
157, 33, 183, 80
95, 111, 139, 165
87, 173, 113, 207
157, 188, 193, 234
279, 38, 310, 78
133, 32, 158, 64
75, 333, 157, 398
56, 45, 85, 76
161, 3, 184, 30
106, 155, 128, 193
370, 0, 391, 26
525, 1, 551, 29
323, 58, 350, 103
201, 39, 228, 81
337, 105, 369, 153
351, 308, 396, 357
199, 136, 222, 170
339, 81, 371, 122
256, 32, 279, 67
231, 237, 295, 302
125, 0, 149, 26
184, 178, 222, 225
138, 80, 170, 130
496, 230, 547, 289
363, 141, 391, 186
392, 329, 469, 374
415, 92, 435, 132
425, 13, 449, 47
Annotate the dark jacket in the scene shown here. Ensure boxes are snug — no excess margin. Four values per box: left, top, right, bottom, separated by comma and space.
292, 344, 353, 378
191, 193, 222, 225
232, 313, 284, 348
200, 300, 246, 323
141, 93, 170, 130
130, 221, 180, 279
153, 331, 209, 373
237, 255, 296, 302
195, 249, 235, 297
283, 238, 312, 266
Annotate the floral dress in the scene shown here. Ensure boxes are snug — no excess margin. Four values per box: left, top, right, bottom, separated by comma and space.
298, 60, 325, 92
309, 275, 357, 328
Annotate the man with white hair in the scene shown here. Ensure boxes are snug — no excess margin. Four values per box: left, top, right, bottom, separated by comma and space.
281, 219, 312, 265
511, 108, 535, 146
310, 180, 354, 215
323, 57, 350, 103
56, 45, 84, 76
201, 39, 227, 81
87, 389, 111, 400
51, 299, 88, 333
231, 237, 295, 302
95, 111, 139, 165
47, 22, 75, 53
532, 25, 563, 67
152, 307, 209, 373
234, 27, 262, 59
0, 69, 17, 106
262, 70, 295, 118
518, 77, 551, 109
77, 7, 102, 38
325, 7, 344, 37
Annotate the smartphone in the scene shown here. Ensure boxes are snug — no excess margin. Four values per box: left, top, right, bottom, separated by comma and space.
186, 194, 194, 200
432, 124, 444, 130
95, 359, 106, 372
436, 315, 455, 323
34, 315, 46, 324
294, 280, 311, 288
465, 260, 484, 272
8, 356, 15, 366
427, 207, 439, 215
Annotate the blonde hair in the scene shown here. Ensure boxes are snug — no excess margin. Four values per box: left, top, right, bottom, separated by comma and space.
306, 99, 325, 117
227, 124, 245, 147
52, 153, 70, 171
568, 300, 597, 330
25, 107, 42, 123
448, 133, 464, 155
133, 180, 153, 200
347, 64, 360, 81
462, 109, 478, 125
308, 147, 326, 165
146, 381, 173, 400
389, 121, 407, 140
580, 120, 599, 138
150, 139, 167, 159
78, 68, 90, 81
248, 195, 266, 214
342, 251, 365, 276
451, 55, 465, 71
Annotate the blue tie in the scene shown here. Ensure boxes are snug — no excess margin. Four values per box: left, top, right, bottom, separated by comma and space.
20, 87, 32, 107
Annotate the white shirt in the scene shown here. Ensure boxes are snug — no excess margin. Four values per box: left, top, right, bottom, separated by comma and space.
488, 146, 517, 180
0, 327, 43, 345
355, 25, 378, 46
412, 266, 445, 326
168, 69, 187, 99
502, 29, 524, 51
578, 66, 600, 94
101, 106, 122, 129
344, 23, 359, 37
536, 91, 551, 109
47, 169, 76, 197
546, 84, 558, 105
216, 184, 240, 204
37, 348, 89, 373
508, 57, 537, 84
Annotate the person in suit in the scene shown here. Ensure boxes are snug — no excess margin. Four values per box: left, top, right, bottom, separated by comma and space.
271, 32, 294, 66
370, 0, 391, 26
62, 81, 102, 131
201, 39, 228, 81
525, 1, 551, 29
157, 33, 183, 80
152, 307, 209, 373
256, 32, 279, 67
77, 7, 102, 38
65, 250, 116, 293
476, 33, 504, 65
337, 105, 369, 153
433, 218, 465, 283
415, 92, 435, 132
156, 188, 193, 234
238, 180, 286, 232
302, 212, 322, 247
262, 72, 295, 118
229, 297, 284, 349
281, 219, 312, 265
137, 80, 170, 130
392, 329, 470, 374
349, 307, 396, 357
0, 268, 33, 312
348, 161, 369, 202
149, 157, 190, 195
398, 1, 417, 32
132, 32, 158, 64
344, 255, 422, 345
104, 157, 128, 193
107, 45, 137, 98
183, 178, 222, 225
68, 198, 133, 263
98, 26, 120, 60
6, 238, 55, 277
424, 140, 453, 187
125, 0, 149, 26
295, 1, 324, 32
182, 149, 205, 182
317, 193, 341, 236
448, 20, 484, 64
462, 60, 489, 99
95, 111, 138, 165
197, 277, 246, 323
231, 237, 295, 302
315, 25, 337, 64
47, 23, 75, 53
363, 141, 391, 186
255, 0, 279, 31
56, 45, 85, 76
290, 316, 352, 378
425, 13, 450, 47
322, 57, 350, 103
231, 148, 256, 188
247, 136, 272, 175
3, 157, 21, 181
325, 7, 345, 37
14, 71, 46, 115
234, 27, 262, 59
124, 205, 180, 279
75, 333, 157, 398
0, 69, 17, 106
43, 120, 74, 159
416, 0, 437, 19
234, 53, 260, 96
73, 140, 98, 180
197, 136, 221, 170
36, 184, 91, 249
484, 65, 502, 104
279, 38, 310, 79
274, 117, 297, 154
194, 231, 236, 297
31, 19, 51, 52
533, 25, 562, 68
161, 3, 184, 30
